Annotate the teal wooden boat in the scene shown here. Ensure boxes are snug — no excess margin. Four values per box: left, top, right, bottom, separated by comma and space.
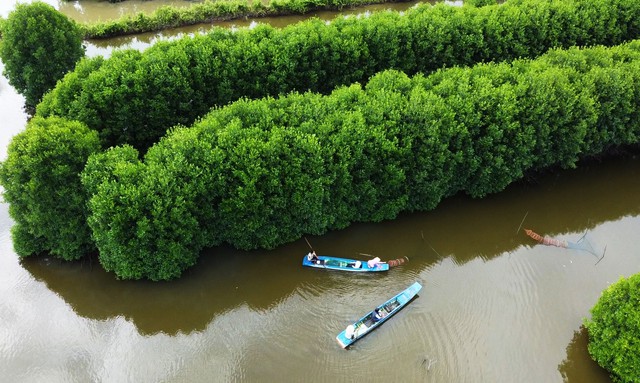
336, 281, 422, 349
302, 253, 389, 272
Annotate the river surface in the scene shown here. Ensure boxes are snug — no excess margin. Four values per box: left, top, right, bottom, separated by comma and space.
1, 0, 429, 56
2, 1, 639, 382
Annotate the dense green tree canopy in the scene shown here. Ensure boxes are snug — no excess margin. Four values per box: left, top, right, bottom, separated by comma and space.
78, 42, 640, 280
0, 2, 84, 110
584, 274, 640, 383
3, 1, 640, 281
36, 0, 640, 151
0, 116, 100, 260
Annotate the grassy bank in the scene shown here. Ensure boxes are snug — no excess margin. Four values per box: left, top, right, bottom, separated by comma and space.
81, 0, 419, 39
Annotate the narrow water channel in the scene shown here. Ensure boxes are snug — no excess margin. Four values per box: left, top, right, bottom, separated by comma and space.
1, 0, 427, 56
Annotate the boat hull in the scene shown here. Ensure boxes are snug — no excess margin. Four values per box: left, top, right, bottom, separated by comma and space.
336, 281, 422, 348
302, 255, 389, 272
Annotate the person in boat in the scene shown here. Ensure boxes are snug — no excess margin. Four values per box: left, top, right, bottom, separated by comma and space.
345, 324, 356, 340
350, 261, 362, 269
307, 250, 323, 265
367, 257, 382, 268
373, 308, 384, 322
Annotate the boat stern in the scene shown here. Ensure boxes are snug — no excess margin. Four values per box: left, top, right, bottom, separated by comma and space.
335, 332, 351, 349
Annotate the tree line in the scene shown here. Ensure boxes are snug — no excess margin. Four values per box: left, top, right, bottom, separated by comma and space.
4, 41, 640, 280
36, 0, 640, 152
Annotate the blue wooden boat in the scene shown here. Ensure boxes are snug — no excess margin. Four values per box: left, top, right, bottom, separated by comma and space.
336, 281, 422, 349
302, 253, 390, 272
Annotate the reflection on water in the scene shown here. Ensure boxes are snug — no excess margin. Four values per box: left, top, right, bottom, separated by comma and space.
58, 0, 202, 24
0, 63, 28, 161
0, 0, 58, 17
0, 0, 204, 22
19, 153, 640, 337
85, 2, 425, 56
20, 244, 309, 335
558, 327, 611, 383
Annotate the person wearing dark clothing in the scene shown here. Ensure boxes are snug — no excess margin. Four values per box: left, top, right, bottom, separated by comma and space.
307, 250, 323, 265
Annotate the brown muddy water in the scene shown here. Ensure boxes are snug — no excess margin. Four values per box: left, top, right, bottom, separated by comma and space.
2, 0, 429, 56
1, 1, 639, 382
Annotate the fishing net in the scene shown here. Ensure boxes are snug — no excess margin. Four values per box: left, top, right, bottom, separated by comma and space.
566, 231, 606, 259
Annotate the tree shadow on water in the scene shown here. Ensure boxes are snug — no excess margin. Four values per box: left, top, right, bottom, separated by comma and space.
18, 152, 640, 338
20, 242, 310, 336
558, 326, 611, 383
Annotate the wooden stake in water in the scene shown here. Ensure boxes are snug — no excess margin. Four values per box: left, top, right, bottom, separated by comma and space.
516, 211, 529, 234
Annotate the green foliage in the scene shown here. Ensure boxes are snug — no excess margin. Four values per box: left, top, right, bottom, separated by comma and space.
38, 0, 640, 152
419, 64, 533, 197
584, 274, 640, 383
0, 117, 100, 260
82, 145, 203, 281
34, 56, 106, 126
367, 72, 458, 211
79, 41, 640, 280
213, 122, 327, 248
536, 43, 640, 157
5, 0, 640, 282
0, 2, 84, 110
466, 0, 498, 6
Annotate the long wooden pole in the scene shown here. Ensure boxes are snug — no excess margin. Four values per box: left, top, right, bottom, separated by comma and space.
304, 237, 313, 251
516, 211, 529, 234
